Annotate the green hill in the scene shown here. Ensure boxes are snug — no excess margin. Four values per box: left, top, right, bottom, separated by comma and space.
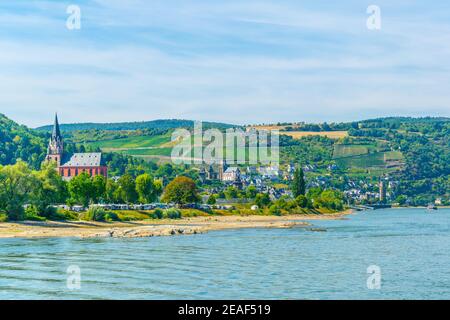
35, 119, 238, 132
0, 114, 46, 168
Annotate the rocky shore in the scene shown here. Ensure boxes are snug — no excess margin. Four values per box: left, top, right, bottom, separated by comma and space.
0, 211, 352, 239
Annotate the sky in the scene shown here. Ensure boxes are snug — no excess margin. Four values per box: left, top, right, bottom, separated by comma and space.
0, 0, 449, 127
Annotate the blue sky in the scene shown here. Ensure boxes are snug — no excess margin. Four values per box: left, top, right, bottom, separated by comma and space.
0, 0, 449, 127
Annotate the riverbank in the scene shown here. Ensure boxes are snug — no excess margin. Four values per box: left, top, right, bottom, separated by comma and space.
0, 210, 352, 239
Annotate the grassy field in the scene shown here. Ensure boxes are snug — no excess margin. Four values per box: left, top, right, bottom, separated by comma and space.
87, 133, 172, 151
284, 131, 348, 139
250, 125, 348, 139
123, 147, 173, 157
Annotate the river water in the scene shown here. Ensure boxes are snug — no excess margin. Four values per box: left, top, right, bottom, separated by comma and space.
0, 208, 449, 299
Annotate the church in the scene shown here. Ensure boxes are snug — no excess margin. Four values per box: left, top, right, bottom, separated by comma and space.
45, 114, 108, 180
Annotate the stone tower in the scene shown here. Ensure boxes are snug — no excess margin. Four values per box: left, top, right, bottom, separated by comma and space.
379, 179, 387, 203
218, 160, 228, 181
46, 113, 64, 166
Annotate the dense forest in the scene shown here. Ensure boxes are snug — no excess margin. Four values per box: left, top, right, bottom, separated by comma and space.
0, 114, 46, 168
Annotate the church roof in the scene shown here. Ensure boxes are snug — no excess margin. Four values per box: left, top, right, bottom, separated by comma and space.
60, 153, 104, 167
224, 167, 240, 173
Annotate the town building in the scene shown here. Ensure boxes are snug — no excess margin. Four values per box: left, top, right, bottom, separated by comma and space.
45, 114, 108, 180
222, 167, 241, 182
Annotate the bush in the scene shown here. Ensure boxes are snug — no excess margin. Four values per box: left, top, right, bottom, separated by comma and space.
284, 200, 298, 210
255, 193, 271, 208
104, 212, 119, 222
295, 195, 308, 208
0, 212, 8, 222
151, 208, 164, 219
38, 206, 77, 221
163, 208, 182, 219
57, 209, 79, 220
6, 204, 24, 221
79, 207, 107, 221
115, 210, 151, 221
206, 195, 217, 205
269, 205, 282, 216
24, 205, 46, 221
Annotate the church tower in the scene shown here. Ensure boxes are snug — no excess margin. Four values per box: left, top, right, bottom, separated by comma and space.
218, 160, 228, 181
46, 113, 64, 166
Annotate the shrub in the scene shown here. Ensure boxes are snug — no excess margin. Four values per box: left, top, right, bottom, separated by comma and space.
24, 205, 46, 221
202, 207, 214, 215
206, 195, 217, 205
284, 200, 298, 211
151, 208, 164, 219
295, 195, 308, 208
269, 205, 282, 216
255, 193, 271, 208
163, 208, 182, 219
39, 206, 76, 221
6, 204, 24, 221
115, 210, 151, 221
0, 212, 7, 222
41, 208, 78, 221
79, 207, 107, 221
104, 212, 119, 222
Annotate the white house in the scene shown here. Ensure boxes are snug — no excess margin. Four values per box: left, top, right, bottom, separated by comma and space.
222, 167, 241, 182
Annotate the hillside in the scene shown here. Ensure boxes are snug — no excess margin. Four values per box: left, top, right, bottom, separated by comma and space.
0, 114, 47, 168
35, 119, 238, 132
1, 113, 449, 204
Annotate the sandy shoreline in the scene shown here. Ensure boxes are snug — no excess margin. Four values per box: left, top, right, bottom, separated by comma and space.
0, 210, 352, 239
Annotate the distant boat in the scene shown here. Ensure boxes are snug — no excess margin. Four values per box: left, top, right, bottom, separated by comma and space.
427, 204, 438, 211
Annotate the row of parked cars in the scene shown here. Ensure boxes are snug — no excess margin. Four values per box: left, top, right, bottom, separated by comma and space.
53, 203, 235, 212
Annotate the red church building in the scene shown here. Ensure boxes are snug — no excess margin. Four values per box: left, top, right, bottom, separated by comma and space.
46, 114, 108, 180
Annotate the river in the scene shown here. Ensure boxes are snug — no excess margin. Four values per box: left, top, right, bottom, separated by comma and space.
0, 208, 449, 299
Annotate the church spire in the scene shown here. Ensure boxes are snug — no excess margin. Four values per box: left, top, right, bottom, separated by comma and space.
52, 113, 61, 140
47, 113, 64, 162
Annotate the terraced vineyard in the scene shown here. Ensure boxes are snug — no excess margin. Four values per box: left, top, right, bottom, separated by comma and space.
83, 133, 174, 161
87, 133, 172, 151
333, 142, 404, 174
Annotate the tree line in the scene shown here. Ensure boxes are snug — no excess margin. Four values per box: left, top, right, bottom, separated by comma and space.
0, 161, 168, 221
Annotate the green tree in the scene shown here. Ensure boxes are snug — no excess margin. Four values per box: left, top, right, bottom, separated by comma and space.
68, 172, 94, 207
161, 176, 200, 204
92, 175, 107, 203
156, 163, 174, 177
307, 187, 324, 206
295, 195, 308, 208
0, 161, 39, 220
105, 179, 119, 203
292, 167, 306, 197
255, 193, 271, 208
207, 194, 217, 205
395, 195, 407, 206
245, 186, 258, 199
269, 204, 282, 216
117, 174, 138, 203
135, 173, 159, 203
224, 186, 239, 200
315, 189, 344, 211
33, 161, 67, 213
